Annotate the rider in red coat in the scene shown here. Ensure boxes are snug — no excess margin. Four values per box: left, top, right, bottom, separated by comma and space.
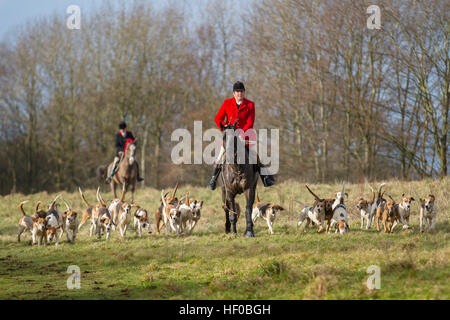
207, 81, 275, 190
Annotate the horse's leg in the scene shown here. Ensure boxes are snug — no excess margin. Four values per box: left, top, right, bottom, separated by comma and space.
222, 189, 231, 233
131, 181, 135, 204
230, 198, 238, 235
244, 188, 256, 238
224, 201, 231, 234
112, 181, 117, 199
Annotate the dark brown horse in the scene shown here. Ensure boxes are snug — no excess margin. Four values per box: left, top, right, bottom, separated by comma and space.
219, 121, 259, 237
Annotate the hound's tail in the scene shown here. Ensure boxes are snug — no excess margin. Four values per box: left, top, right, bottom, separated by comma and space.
377, 183, 386, 199
78, 187, 90, 208
293, 199, 308, 208
161, 190, 167, 208
35, 201, 44, 212
19, 200, 29, 216
305, 185, 321, 201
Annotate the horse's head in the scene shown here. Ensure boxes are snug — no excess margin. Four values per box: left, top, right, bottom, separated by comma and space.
125, 139, 136, 165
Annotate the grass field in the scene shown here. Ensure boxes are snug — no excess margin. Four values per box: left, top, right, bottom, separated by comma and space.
0, 178, 449, 299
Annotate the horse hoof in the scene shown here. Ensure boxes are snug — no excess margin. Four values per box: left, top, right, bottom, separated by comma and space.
244, 230, 255, 238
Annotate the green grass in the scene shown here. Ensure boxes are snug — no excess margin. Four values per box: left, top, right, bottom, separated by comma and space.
0, 178, 449, 299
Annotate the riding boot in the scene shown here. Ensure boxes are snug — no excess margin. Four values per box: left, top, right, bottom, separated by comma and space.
135, 162, 144, 182
261, 174, 275, 187
207, 164, 222, 190
105, 157, 120, 183
256, 156, 275, 187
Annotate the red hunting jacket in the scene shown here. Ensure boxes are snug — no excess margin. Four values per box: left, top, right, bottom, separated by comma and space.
214, 98, 256, 146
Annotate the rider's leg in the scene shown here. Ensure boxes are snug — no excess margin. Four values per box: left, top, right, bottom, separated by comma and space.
207, 146, 225, 190
105, 153, 121, 183
256, 153, 275, 187
243, 137, 275, 188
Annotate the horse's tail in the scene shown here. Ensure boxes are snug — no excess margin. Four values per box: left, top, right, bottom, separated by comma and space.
97, 165, 108, 183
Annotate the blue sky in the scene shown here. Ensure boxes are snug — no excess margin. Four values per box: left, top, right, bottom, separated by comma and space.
0, 0, 99, 37
0, 0, 252, 39
0, 0, 186, 38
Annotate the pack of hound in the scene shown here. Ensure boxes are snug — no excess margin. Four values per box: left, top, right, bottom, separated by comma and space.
15, 181, 438, 245
294, 183, 437, 235
155, 182, 204, 236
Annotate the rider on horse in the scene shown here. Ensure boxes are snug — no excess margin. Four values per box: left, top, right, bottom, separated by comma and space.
207, 81, 275, 190
105, 122, 144, 183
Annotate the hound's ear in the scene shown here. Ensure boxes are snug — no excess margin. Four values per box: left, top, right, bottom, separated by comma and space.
429, 194, 435, 200
410, 197, 415, 201
73, 212, 77, 217
402, 193, 405, 197
345, 193, 349, 198
199, 201, 203, 206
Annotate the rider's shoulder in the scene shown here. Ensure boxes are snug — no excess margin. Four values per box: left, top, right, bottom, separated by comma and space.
244, 98, 255, 107
223, 97, 234, 104
223, 98, 255, 106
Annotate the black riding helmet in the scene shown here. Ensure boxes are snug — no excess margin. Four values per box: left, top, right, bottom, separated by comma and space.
119, 122, 127, 130
233, 81, 245, 92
